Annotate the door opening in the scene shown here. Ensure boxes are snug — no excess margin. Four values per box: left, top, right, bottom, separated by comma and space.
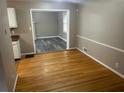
30, 9, 70, 54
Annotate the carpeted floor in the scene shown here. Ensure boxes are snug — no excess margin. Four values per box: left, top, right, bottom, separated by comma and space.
35, 37, 66, 53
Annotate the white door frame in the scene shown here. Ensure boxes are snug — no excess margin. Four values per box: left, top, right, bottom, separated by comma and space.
30, 9, 70, 54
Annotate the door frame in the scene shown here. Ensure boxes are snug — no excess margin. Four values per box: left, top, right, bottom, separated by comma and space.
30, 9, 70, 54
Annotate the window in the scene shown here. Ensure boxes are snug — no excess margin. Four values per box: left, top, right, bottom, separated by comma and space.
63, 13, 68, 33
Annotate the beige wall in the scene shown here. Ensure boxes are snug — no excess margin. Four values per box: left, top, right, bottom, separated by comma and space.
0, 0, 17, 91
77, 0, 124, 75
7, 1, 78, 54
32, 12, 59, 37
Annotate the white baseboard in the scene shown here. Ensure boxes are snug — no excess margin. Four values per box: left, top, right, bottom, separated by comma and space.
76, 48, 124, 79
13, 74, 18, 92
21, 52, 35, 56
57, 36, 67, 42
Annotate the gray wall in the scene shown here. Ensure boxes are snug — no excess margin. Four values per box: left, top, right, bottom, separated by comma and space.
0, 55, 8, 91
0, 0, 17, 91
58, 12, 67, 41
77, 0, 124, 75
7, 1, 78, 54
32, 12, 59, 37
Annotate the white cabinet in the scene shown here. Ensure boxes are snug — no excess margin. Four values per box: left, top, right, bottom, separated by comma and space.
12, 40, 21, 59
7, 8, 18, 28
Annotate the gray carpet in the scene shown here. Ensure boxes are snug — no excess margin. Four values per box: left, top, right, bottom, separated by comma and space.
35, 37, 66, 53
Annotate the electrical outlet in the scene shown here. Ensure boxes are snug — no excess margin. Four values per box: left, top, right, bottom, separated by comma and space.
115, 62, 119, 69
82, 47, 88, 52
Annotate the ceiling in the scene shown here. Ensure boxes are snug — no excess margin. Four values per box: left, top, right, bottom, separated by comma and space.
7, 0, 84, 4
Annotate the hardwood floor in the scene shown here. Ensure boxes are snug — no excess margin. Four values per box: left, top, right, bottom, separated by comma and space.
16, 49, 124, 92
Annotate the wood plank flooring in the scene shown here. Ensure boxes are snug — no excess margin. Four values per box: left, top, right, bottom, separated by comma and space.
16, 49, 124, 92
35, 37, 66, 53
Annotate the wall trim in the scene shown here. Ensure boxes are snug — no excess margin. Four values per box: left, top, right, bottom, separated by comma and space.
21, 48, 76, 56
76, 48, 124, 79
21, 52, 35, 56
30, 9, 70, 53
58, 36, 67, 42
77, 35, 124, 53
13, 74, 18, 92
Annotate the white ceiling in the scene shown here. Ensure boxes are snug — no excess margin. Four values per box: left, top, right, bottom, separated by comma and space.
7, 0, 84, 4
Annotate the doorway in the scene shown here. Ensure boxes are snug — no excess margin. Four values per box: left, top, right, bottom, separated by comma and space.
30, 9, 70, 54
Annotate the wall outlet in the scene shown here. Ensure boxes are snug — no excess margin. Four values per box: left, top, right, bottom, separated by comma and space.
82, 47, 88, 52
115, 62, 119, 69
